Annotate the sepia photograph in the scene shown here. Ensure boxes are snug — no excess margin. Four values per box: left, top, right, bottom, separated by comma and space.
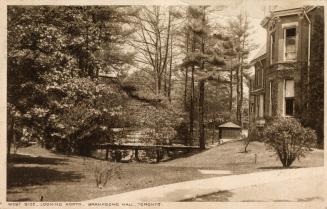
4, 0, 325, 206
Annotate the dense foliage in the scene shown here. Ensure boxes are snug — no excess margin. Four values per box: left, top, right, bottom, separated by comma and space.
122, 75, 183, 145
302, 7, 324, 148
263, 117, 316, 167
7, 6, 135, 155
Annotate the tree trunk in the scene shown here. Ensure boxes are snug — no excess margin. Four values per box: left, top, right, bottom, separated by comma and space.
184, 28, 190, 110
7, 115, 14, 159
7, 136, 11, 160
236, 54, 241, 124
184, 67, 188, 110
229, 60, 233, 118
85, 25, 89, 76
199, 80, 205, 149
189, 65, 195, 145
164, 66, 167, 95
168, 31, 173, 102
155, 75, 159, 95
189, 28, 196, 146
154, 10, 160, 95
212, 123, 215, 144
163, 9, 171, 96
244, 138, 250, 152
158, 75, 162, 94
198, 7, 206, 150
240, 64, 243, 126
239, 34, 245, 127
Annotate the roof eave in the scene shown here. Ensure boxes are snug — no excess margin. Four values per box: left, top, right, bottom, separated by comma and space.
261, 17, 270, 28
250, 54, 267, 65
305, 5, 316, 13
261, 7, 307, 28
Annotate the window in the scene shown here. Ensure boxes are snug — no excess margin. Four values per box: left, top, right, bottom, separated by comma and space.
284, 27, 297, 61
270, 32, 275, 64
285, 98, 294, 115
284, 80, 294, 116
255, 65, 263, 88
255, 95, 264, 118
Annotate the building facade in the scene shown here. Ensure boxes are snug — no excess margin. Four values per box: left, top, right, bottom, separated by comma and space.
249, 6, 324, 146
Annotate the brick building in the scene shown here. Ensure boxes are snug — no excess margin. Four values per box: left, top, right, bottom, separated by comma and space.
249, 6, 324, 146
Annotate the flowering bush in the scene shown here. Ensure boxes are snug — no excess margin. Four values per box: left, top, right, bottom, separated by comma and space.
263, 117, 317, 167
7, 6, 134, 156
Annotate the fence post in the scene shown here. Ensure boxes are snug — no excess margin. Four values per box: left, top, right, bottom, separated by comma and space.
105, 148, 109, 160
156, 149, 160, 163
135, 149, 139, 161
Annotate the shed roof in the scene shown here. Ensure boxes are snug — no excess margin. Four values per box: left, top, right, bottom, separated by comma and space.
218, 122, 241, 129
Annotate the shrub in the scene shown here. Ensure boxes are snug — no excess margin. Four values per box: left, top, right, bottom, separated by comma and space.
263, 117, 317, 167
83, 159, 121, 188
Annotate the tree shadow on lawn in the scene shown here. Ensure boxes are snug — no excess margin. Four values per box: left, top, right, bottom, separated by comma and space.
160, 149, 206, 163
9, 154, 69, 165
182, 190, 234, 202
9, 198, 32, 202
7, 166, 82, 188
257, 166, 302, 170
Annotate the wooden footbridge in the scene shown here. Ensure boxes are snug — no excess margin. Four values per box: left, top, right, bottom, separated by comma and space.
94, 143, 200, 163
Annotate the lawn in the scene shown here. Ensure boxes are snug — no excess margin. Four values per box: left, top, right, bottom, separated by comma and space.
7, 141, 323, 202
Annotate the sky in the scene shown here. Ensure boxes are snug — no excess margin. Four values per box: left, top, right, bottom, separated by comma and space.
210, 7, 267, 61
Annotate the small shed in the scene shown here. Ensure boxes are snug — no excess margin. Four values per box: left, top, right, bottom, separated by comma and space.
218, 122, 241, 140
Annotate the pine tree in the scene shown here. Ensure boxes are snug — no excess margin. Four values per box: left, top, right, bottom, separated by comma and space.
182, 6, 226, 149
228, 12, 254, 125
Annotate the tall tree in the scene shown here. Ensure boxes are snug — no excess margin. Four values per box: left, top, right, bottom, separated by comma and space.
228, 12, 254, 125
182, 6, 226, 149
130, 6, 175, 95
198, 6, 207, 150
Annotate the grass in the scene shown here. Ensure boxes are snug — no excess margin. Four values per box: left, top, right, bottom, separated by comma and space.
160, 141, 323, 173
7, 141, 323, 202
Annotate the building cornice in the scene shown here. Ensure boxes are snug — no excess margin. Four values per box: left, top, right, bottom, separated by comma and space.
261, 6, 316, 28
